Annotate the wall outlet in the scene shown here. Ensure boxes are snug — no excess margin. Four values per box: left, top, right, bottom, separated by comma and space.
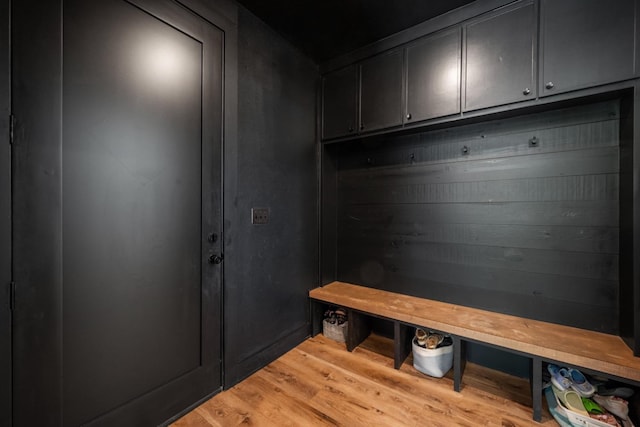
251, 207, 269, 225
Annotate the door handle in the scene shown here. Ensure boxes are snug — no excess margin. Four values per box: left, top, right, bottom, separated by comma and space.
208, 254, 224, 265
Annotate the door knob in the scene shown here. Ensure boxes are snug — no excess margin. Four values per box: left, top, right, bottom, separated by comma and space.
208, 254, 224, 264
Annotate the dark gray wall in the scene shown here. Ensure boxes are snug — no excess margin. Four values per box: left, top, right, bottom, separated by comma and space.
223, 6, 319, 387
330, 100, 621, 334
1, 0, 10, 423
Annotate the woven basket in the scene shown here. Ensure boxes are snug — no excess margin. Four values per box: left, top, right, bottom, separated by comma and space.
323, 319, 348, 343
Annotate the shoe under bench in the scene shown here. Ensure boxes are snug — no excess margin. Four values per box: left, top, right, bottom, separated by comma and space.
309, 281, 640, 422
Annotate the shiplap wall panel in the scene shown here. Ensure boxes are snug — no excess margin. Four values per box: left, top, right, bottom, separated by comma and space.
335, 100, 620, 333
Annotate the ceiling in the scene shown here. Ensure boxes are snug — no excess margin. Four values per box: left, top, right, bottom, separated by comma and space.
236, 0, 477, 63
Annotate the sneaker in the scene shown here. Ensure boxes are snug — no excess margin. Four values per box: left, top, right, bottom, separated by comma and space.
597, 385, 635, 399
567, 368, 596, 397
548, 364, 572, 391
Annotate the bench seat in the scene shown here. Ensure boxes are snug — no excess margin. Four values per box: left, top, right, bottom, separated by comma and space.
309, 281, 640, 421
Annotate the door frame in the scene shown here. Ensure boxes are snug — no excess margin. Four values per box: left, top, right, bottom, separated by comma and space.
9, 0, 238, 425
1, 0, 11, 425
179, 0, 239, 395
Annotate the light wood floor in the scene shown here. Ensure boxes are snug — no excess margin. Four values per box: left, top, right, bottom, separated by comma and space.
172, 334, 557, 426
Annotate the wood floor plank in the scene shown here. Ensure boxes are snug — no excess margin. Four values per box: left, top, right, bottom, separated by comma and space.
173, 334, 558, 426
193, 387, 279, 427
255, 363, 354, 426
258, 354, 404, 426
295, 336, 552, 425
230, 374, 341, 426
273, 351, 426, 426
171, 409, 214, 427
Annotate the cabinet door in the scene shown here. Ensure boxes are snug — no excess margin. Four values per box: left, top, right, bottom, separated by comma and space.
541, 0, 636, 96
465, 2, 536, 111
360, 49, 404, 133
322, 65, 358, 140
406, 27, 461, 123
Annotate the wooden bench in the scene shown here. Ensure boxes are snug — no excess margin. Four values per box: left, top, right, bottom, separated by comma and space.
309, 281, 640, 422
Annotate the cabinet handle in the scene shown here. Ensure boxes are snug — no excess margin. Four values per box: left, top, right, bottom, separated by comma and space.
360, 123, 365, 130
406, 113, 412, 120
348, 125, 354, 133
523, 88, 531, 95
545, 82, 554, 90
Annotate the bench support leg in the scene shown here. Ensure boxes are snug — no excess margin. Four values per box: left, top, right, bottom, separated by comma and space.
346, 309, 371, 352
453, 336, 466, 392
394, 322, 412, 369
310, 300, 324, 337
530, 356, 542, 422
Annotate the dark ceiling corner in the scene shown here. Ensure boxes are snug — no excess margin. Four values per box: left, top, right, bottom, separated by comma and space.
236, 0, 476, 63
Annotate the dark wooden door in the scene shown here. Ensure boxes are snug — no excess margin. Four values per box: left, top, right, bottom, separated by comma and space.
405, 27, 461, 124
464, 1, 536, 111
540, 0, 636, 96
322, 65, 358, 140
360, 49, 404, 133
12, 0, 223, 425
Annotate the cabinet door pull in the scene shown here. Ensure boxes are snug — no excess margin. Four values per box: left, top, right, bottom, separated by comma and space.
406, 113, 412, 120
523, 88, 531, 95
208, 253, 224, 265
545, 82, 554, 90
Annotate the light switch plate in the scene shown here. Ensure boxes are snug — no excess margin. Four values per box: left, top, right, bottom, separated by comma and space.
251, 207, 269, 224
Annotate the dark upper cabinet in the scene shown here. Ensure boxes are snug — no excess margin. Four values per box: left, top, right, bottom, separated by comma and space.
464, 1, 536, 112
321, 0, 637, 141
322, 65, 358, 140
406, 27, 461, 123
359, 49, 404, 133
540, 0, 637, 96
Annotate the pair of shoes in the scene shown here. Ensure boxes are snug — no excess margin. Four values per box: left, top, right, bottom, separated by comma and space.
593, 395, 633, 425
324, 308, 347, 325
547, 364, 596, 397
415, 329, 445, 349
